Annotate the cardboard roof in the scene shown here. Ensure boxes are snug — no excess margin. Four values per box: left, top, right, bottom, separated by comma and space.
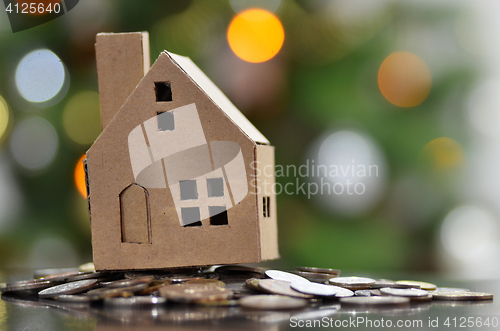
165, 51, 270, 145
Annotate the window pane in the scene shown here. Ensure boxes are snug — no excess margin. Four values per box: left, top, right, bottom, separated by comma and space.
157, 111, 174, 131
207, 177, 224, 197
181, 207, 201, 226
180, 180, 198, 200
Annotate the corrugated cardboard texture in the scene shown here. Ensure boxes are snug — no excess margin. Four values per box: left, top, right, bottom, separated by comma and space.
87, 50, 273, 270
95, 32, 150, 130
256, 145, 279, 260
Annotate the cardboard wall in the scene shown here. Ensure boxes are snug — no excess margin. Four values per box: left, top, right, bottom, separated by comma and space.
255, 144, 279, 260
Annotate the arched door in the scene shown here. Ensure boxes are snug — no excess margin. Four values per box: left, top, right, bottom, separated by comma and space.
119, 184, 151, 243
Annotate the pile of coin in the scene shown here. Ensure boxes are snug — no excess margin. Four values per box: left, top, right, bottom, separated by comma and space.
0, 263, 494, 311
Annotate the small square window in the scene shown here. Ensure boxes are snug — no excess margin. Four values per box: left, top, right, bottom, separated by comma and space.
180, 180, 198, 200
181, 207, 201, 226
207, 177, 224, 197
154, 82, 172, 102
157, 112, 174, 131
209, 206, 228, 226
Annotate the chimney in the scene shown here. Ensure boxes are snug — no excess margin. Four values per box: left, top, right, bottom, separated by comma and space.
95, 32, 150, 130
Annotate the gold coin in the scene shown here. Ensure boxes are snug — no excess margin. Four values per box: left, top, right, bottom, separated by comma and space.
432, 291, 493, 301
396, 280, 437, 291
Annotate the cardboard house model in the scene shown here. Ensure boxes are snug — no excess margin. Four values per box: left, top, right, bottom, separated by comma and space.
85, 32, 279, 270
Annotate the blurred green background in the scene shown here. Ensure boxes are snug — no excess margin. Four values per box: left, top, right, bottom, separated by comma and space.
1, 0, 499, 278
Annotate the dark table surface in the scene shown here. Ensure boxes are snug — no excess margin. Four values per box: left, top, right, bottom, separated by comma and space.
0, 269, 499, 331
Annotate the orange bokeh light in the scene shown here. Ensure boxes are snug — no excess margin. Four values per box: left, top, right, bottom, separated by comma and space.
74, 154, 87, 198
378, 52, 432, 108
227, 8, 285, 63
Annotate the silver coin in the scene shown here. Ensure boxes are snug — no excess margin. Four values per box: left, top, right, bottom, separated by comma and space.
328, 277, 375, 289
434, 287, 470, 292
431, 291, 493, 301
396, 280, 436, 291
370, 279, 417, 289
290, 282, 340, 297
265, 270, 310, 283
104, 296, 166, 306
240, 295, 308, 310
329, 276, 376, 285
340, 296, 410, 306
258, 279, 313, 298
2, 280, 54, 293
38, 271, 112, 283
354, 290, 372, 297
380, 287, 429, 297
38, 279, 98, 298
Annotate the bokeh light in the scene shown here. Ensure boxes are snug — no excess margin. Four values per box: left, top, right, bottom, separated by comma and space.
229, 0, 282, 13
310, 130, 387, 216
0, 95, 10, 142
74, 154, 87, 198
378, 52, 432, 107
15, 49, 67, 104
440, 205, 500, 277
227, 8, 284, 63
9, 116, 59, 171
420, 137, 465, 172
468, 80, 500, 138
62, 91, 101, 145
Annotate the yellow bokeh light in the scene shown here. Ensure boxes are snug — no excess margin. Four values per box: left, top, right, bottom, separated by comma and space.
227, 8, 285, 63
74, 154, 87, 198
62, 91, 101, 145
0, 96, 9, 142
378, 52, 432, 108
421, 137, 465, 171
